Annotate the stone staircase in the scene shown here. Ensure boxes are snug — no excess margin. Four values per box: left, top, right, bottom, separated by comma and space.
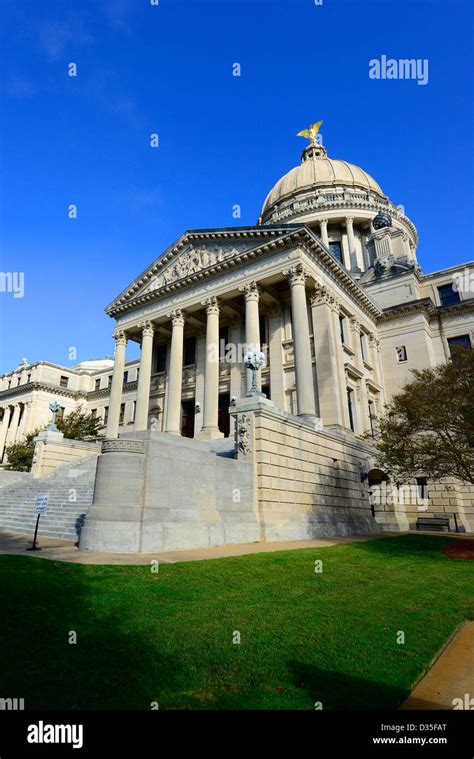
0, 456, 98, 541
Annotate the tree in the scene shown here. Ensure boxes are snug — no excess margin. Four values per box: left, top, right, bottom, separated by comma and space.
5, 407, 101, 471
4, 428, 44, 472
56, 407, 102, 441
374, 347, 474, 484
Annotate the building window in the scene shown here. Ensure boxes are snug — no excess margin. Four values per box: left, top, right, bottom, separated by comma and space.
136, 367, 140, 381
329, 241, 343, 264
108, 375, 113, 388
132, 401, 136, 421
438, 284, 460, 307
396, 346, 408, 362
347, 388, 355, 432
339, 315, 346, 344
59, 375, 68, 388
155, 345, 167, 373
123, 371, 129, 385
184, 336, 196, 366
119, 403, 125, 424
104, 406, 109, 424
91, 409, 97, 419
95, 378, 101, 390
27, 373, 31, 383
447, 334, 471, 358
416, 477, 429, 502
368, 400, 377, 436
17, 376, 21, 386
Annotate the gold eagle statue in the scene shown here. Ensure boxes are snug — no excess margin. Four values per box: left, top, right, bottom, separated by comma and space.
297, 120, 323, 145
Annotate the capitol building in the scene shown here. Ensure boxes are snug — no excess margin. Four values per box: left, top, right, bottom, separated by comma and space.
1, 133, 473, 551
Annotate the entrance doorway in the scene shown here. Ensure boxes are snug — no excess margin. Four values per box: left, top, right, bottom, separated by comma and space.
218, 393, 230, 438
181, 399, 195, 438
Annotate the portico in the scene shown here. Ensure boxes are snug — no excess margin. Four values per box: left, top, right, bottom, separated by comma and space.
103, 234, 382, 443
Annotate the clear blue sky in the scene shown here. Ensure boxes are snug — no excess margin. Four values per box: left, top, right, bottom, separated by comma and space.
0, 0, 472, 371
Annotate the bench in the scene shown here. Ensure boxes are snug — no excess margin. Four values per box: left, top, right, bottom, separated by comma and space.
416, 516, 451, 532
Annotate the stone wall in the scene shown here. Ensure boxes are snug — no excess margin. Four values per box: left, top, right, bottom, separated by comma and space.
231, 398, 378, 541
366, 477, 473, 534
31, 431, 101, 478
80, 431, 258, 553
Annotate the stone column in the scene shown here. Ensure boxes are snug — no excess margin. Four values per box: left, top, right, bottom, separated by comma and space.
310, 286, 344, 427
240, 281, 261, 393
105, 330, 128, 439
3, 404, 21, 458
134, 321, 155, 432
0, 406, 12, 462
369, 333, 385, 407
198, 297, 223, 439
319, 218, 329, 247
332, 305, 350, 428
345, 216, 359, 270
350, 317, 370, 432
267, 305, 285, 412
285, 264, 317, 421
194, 333, 206, 436
165, 310, 185, 434
16, 402, 28, 440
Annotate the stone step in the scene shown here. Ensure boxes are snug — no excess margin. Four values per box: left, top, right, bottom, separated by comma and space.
0, 456, 97, 539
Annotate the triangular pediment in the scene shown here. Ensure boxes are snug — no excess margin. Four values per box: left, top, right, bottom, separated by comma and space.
105, 226, 299, 314
105, 224, 382, 321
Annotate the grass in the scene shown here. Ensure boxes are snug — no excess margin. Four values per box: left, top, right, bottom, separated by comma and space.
0, 534, 472, 710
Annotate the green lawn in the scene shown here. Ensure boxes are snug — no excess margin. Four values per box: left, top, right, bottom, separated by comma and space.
0, 535, 472, 710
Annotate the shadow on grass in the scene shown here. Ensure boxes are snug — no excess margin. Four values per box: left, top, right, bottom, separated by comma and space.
345, 533, 456, 561
0, 557, 189, 710
287, 660, 441, 710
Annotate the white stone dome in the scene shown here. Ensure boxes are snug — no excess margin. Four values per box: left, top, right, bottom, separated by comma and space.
260, 144, 385, 223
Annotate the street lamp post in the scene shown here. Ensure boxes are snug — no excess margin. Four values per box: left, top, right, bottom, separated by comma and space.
244, 349, 266, 398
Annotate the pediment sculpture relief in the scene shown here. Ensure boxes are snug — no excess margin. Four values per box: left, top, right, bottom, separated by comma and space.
145, 243, 250, 293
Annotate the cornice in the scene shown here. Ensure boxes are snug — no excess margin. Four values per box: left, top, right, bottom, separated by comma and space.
105, 226, 300, 317
0, 381, 85, 402
420, 261, 474, 281
86, 380, 138, 400
108, 226, 382, 324
433, 299, 474, 318
378, 297, 474, 323
378, 298, 434, 323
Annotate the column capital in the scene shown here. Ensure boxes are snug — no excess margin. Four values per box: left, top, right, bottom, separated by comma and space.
284, 263, 308, 287
319, 218, 329, 225
201, 296, 220, 315
368, 332, 381, 350
138, 320, 154, 338
113, 329, 128, 346
345, 216, 354, 226
310, 283, 339, 312
349, 315, 361, 332
239, 281, 261, 302
167, 309, 185, 328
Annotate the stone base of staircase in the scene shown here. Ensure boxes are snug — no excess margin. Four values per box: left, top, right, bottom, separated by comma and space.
0, 456, 98, 541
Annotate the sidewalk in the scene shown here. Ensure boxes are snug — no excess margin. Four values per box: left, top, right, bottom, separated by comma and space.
0, 528, 389, 565
401, 622, 474, 710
